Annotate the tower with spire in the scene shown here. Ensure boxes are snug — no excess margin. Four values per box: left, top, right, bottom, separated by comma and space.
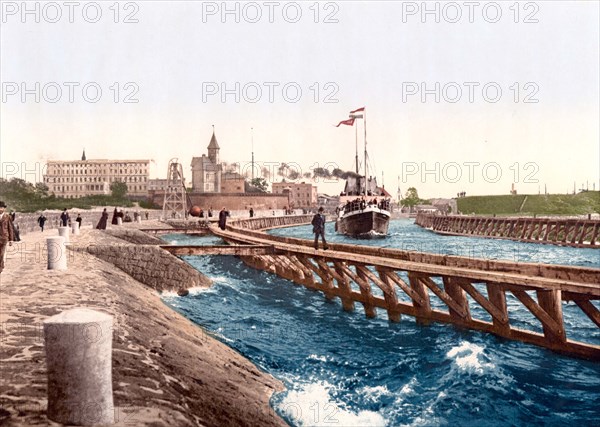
190, 126, 222, 193
81, 149, 86, 161
207, 125, 220, 165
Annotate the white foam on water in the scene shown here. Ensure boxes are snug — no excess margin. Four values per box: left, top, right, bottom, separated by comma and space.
213, 326, 233, 343
446, 341, 495, 374
160, 290, 180, 298
307, 354, 328, 363
278, 381, 387, 427
359, 385, 392, 404
187, 286, 215, 295
394, 377, 418, 405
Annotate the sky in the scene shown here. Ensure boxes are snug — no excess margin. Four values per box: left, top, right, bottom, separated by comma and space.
1, 1, 598, 199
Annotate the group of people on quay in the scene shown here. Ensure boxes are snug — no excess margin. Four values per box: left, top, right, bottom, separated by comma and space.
0, 201, 16, 274
96, 208, 147, 229
337, 197, 392, 214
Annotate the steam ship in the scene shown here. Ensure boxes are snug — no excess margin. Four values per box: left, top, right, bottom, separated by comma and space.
334, 107, 391, 238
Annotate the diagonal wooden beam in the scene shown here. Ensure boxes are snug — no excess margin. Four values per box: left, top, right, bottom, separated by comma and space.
381, 270, 426, 306
511, 289, 565, 341
460, 281, 509, 325
573, 299, 600, 328
419, 276, 469, 320
337, 262, 376, 317
375, 267, 401, 322
333, 261, 356, 312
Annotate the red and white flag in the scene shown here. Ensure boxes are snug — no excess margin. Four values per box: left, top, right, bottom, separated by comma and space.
335, 118, 356, 127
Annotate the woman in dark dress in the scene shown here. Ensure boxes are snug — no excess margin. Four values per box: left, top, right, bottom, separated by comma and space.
111, 208, 119, 225
218, 207, 229, 230
96, 208, 109, 230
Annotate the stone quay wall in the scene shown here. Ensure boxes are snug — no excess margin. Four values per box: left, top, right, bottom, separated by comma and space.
151, 191, 290, 212
78, 243, 211, 294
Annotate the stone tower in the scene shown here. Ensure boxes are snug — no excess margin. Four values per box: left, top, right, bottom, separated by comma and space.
207, 126, 220, 165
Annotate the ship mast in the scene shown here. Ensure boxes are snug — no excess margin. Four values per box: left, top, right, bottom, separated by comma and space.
364, 107, 367, 196
355, 121, 359, 175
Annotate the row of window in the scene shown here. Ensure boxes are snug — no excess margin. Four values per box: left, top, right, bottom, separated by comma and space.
50, 185, 147, 193
48, 168, 148, 175
46, 176, 148, 184
49, 169, 148, 175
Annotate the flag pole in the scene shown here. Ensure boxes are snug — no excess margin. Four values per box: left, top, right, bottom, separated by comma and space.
251, 127, 254, 180
355, 119, 359, 175
364, 107, 367, 196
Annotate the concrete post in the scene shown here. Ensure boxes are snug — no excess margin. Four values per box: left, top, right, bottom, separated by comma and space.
117, 217, 123, 226
47, 236, 67, 270
71, 222, 80, 235
44, 308, 114, 426
58, 226, 70, 243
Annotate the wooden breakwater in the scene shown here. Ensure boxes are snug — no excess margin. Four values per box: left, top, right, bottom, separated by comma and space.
205, 218, 600, 360
415, 213, 600, 248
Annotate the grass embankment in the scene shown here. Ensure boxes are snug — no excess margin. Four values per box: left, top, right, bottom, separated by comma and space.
457, 192, 600, 216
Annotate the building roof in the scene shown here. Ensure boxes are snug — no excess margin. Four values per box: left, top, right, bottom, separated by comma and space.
207, 130, 220, 150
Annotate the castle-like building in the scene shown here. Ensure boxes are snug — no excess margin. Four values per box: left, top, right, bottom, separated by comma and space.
181, 127, 291, 211
190, 128, 221, 193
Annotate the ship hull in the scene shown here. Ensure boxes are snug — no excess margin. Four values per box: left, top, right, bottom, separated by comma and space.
335, 209, 390, 238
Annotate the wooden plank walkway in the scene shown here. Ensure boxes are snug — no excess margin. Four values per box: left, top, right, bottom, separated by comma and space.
161, 245, 275, 256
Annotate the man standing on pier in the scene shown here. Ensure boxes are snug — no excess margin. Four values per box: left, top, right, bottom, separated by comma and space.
0, 201, 15, 274
312, 207, 328, 250
218, 207, 229, 230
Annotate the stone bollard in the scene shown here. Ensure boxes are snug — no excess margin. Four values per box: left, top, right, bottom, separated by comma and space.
71, 222, 80, 235
44, 308, 114, 426
136, 216, 142, 224
47, 236, 67, 270
58, 226, 70, 243
117, 217, 123, 226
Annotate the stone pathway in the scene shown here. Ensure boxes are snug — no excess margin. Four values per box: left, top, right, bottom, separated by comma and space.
0, 224, 286, 426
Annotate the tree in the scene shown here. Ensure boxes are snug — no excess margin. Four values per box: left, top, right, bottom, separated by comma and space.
401, 187, 423, 208
35, 182, 49, 198
249, 177, 268, 192
110, 181, 128, 198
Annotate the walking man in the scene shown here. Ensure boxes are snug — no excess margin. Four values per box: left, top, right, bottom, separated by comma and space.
60, 208, 70, 227
311, 207, 328, 250
0, 201, 15, 274
37, 213, 47, 232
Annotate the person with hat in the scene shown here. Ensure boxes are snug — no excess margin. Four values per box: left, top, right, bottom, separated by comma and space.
218, 207, 229, 230
311, 207, 329, 250
0, 201, 15, 274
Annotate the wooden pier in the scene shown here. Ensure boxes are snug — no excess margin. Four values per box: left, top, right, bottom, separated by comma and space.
415, 213, 600, 248
195, 216, 600, 360
161, 244, 275, 256
141, 226, 211, 236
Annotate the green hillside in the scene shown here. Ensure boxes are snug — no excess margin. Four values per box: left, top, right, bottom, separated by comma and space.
457, 192, 600, 216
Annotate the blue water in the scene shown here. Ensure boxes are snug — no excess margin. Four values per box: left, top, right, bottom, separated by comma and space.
161, 219, 600, 426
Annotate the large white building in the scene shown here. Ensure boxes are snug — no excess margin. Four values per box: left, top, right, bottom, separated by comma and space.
44, 151, 150, 198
